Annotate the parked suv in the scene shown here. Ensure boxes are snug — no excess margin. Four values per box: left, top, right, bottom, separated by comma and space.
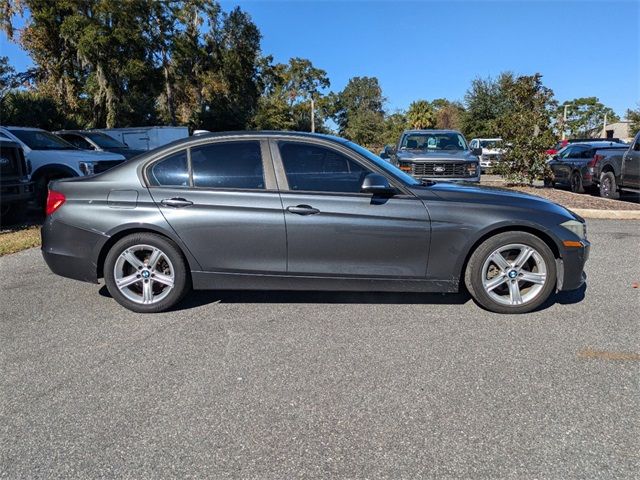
381, 130, 481, 182
546, 141, 628, 193
55, 130, 145, 159
0, 138, 34, 224
0, 127, 126, 206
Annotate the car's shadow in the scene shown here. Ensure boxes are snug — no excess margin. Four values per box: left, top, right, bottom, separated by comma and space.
99, 282, 587, 312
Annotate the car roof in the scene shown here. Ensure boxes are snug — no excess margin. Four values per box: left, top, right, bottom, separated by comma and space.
565, 141, 627, 147
1, 126, 46, 131
402, 129, 462, 134
475, 138, 502, 141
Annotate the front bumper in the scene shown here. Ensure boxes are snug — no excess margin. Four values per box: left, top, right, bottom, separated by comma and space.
41, 217, 109, 283
558, 239, 590, 291
0, 181, 34, 203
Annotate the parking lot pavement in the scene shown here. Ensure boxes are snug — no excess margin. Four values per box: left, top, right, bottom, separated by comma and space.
1, 220, 639, 478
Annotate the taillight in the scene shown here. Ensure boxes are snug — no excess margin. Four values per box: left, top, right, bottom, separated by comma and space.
46, 190, 66, 215
588, 154, 604, 168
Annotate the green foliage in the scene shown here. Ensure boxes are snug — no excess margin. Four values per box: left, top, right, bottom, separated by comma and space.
557, 97, 619, 138
461, 73, 512, 138
626, 104, 640, 136
406, 100, 435, 129
332, 76, 385, 149
431, 98, 465, 130
493, 74, 557, 185
0, 90, 74, 130
252, 56, 330, 131
382, 112, 408, 146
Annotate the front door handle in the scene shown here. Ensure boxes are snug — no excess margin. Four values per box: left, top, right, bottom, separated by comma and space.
286, 204, 320, 215
161, 197, 193, 208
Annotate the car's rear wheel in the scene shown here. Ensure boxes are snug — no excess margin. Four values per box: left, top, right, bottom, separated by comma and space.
104, 233, 191, 313
570, 171, 584, 193
599, 171, 619, 199
465, 232, 557, 314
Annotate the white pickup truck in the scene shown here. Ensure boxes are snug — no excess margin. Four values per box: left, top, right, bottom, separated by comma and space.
0, 126, 126, 205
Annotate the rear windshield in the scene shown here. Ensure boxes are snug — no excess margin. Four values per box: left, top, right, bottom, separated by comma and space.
85, 132, 128, 149
8, 129, 76, 150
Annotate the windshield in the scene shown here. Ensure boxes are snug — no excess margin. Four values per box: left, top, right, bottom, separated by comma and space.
345, 141, 420, 186
400, 132, 468, 151
480, 140, 503, 148
85, 132, 128, 149
8, 129, 76, 150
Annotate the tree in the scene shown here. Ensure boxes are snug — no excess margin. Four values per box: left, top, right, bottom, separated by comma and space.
382, 111, 408, 146
406, 100, 435, 129
0, 90, 72, 130
332, 76, 385, 149
461, 73, 512, 138
557, 97, 619, 138
431, 98, 465, 130
252, 56, 330, 131
493, 74, 557, 184
627, 104, 640, 136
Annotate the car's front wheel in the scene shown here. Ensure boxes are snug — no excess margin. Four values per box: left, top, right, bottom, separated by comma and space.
104, 233, 191, 313
464, 232, 557, 314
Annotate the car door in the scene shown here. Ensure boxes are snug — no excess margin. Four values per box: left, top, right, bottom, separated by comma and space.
271, 139, 430, 278
622, 137, 640, 188
145, 139, 287, 274
554, 146, 576, 183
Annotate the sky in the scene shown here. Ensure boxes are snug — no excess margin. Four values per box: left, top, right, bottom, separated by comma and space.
1, 0, 638, 117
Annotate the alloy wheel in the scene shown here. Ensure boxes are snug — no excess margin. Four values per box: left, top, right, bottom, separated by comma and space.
113, 244, 175, 305
481, 243, 547, 306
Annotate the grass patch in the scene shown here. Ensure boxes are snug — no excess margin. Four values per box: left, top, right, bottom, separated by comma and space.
0, 226, 41, 256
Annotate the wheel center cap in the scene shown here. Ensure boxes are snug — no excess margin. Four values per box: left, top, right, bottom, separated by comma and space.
141, 270, 151, 279
508, 269, 518, 279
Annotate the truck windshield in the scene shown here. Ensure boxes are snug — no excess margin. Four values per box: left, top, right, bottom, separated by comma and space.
8, 129, 76, 150
400, 132, 468, 151
480, 140, 503, 148
345, 141, 420, 186
85, 132, 128, 149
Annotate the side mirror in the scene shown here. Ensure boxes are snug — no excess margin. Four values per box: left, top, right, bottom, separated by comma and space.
384, 144, 396, 156
361, 173, 395, 195
472, 147, 483, 156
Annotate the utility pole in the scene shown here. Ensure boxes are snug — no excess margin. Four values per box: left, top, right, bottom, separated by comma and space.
310, 96, 315, 133
561, 104, 572, 140
602, 113, 607, 138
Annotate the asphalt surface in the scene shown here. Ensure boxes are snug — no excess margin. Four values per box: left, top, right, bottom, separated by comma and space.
1, 220, 639, 479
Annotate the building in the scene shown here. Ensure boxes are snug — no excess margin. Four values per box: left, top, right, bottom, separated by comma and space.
597, 121, 634, 143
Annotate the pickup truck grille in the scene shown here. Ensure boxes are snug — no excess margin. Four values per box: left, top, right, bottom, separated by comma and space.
411, 162, 470, 177
94, 160, 125, 174
0, 144, 22, 176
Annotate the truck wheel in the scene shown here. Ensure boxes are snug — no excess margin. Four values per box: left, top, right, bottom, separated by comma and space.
570, 171, 585, 193
104, 233, 192, 313
599, 172, 619, 200
464, 231, 557, 314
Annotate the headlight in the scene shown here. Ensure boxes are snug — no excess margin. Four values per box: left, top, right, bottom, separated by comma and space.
466, 163, 478, 176
78, 161, 95, 175
560, 219, 586, 240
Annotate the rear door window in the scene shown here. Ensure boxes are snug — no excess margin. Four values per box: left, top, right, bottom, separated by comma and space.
191, 141, 264, 189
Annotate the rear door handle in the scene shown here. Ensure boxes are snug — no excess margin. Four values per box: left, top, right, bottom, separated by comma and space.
161, 197, 193, 208
286, 205, 320, 215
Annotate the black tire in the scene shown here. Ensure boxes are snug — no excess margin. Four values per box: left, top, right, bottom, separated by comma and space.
104, 233, 191, 313
570, 171, 585, 193
599, 171, 619, 200
464, 231, 557, 314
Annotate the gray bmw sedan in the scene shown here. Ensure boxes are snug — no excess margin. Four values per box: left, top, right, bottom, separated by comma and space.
41, 131, 589, 314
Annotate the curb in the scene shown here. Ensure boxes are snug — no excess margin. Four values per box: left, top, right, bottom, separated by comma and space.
571, 209, 640, 220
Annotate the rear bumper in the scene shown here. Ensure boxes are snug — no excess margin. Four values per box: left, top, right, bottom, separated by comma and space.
41, 217, 109, 283
558, 240, 590, 291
